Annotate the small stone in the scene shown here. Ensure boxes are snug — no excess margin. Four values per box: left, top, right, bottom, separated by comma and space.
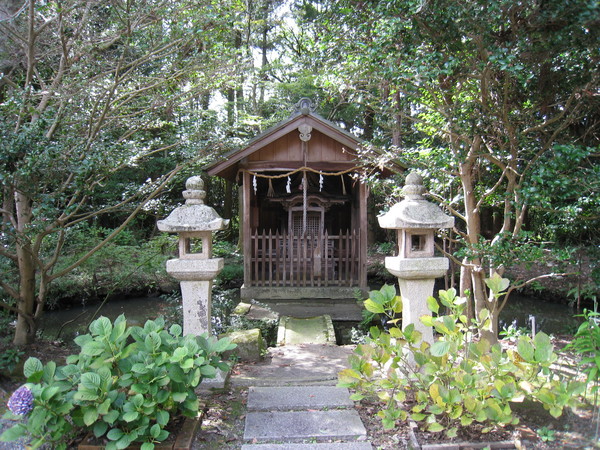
222, 328, 266, 362
233, 302, 252, 316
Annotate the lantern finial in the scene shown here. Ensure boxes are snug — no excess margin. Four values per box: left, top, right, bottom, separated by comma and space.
183, 176, 205, 205
403, 172, 426, 199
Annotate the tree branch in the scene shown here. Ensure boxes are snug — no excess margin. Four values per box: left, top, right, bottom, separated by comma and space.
48, 163, 186, 282
427, 191, 466, 223
0, 0, 29, 23
0, 207, 18, 229
499, 272, 577, 314
0, 244, 18, 263
475, 159, 508, 211
0, 278, 20, 301
522, 89, 580, 135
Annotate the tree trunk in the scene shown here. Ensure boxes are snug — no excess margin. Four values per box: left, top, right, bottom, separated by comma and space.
223, 179, 233, 220
458, 142, 498, 344
14, 189, 37, 346
2, 187, 13, 234
472, 267, 496, 343
460, 258, 474, 323
258, 0, 271, 106
226, 87, 235, 127
392, 91, 403, 147
363, 105, 374, 141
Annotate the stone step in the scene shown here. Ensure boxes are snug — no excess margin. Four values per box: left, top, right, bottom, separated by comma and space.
247, 386, 354, 411
243, 410, 367, 442
277, 315, 336, 346
242, 443, 373, 449
230, 344, 355, 387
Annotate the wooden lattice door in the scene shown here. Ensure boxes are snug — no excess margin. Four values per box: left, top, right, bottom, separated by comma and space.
289, 207, 323, 236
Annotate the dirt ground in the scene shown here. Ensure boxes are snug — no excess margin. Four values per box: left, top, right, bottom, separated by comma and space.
188, 367, 600, 449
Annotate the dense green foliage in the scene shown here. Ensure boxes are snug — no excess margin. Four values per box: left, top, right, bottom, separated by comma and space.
0, 0, 598, 345
44, 228, 177, 305
0, 315, 235, 449
568, 310, 600, 391
0, 0, 245, 344
566, 309, 600, 439
340, 284, 584, 436
286, 0, 600, 338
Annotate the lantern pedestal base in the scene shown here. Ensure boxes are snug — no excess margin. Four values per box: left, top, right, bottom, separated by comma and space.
166, 258, 224, 336
385, 257, 449, 346
384, 257, 448, 280
178, 280, 213, 336
397, 277, 436, 345
166, 258, 224, 281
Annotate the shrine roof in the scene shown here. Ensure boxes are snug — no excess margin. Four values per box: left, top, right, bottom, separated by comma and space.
205, 99, 395, 181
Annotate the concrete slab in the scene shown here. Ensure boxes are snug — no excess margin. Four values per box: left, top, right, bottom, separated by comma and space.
247, 386, 354, 411
241, 287, 363, 301
247, 303, 280, 321
251, 298, 363, 321
242, 443, 372, 450
244, 410, 367, 442
277, 315, 336, 346
230, 344, 355, 387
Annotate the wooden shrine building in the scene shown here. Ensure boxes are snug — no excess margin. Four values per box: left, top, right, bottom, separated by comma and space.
207, 99, 383, 301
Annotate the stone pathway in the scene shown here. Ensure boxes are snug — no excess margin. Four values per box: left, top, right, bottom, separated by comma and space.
231, 315, 373, 449
276, 316, 336, 346
242, 386, 370, 449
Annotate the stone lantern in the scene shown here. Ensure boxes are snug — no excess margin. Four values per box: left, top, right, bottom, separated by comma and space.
378, 173, 454, 344
157, 176, 229, 336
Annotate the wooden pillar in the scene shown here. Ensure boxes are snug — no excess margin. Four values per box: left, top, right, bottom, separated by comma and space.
358, 181, 368, 290
242, 170, 252, 287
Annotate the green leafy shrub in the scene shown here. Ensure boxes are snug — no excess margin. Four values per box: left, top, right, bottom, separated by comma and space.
0, 315, 235, 449
339, 282, 584, 437
568, 310, 600, 389
46, 230, 177, 306
0, 311, 23, 375
372, 241, 395, 255
566, 309, 600, 439
0, 346, 24, 376
216, 264, 244, 288
212, 239, 240, 260
499, 322, 531, 341
210, 290, 277, 346
537, 426, 556, 442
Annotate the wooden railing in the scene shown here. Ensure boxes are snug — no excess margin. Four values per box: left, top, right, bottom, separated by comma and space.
248, 229, 360, 287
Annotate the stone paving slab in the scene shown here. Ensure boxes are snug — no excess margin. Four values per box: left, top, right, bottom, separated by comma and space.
277, 315, 336, 346
247, 386, 354, 411
244, 410, 367, 442
231, 344, 355, 387
241, 443, 372, 449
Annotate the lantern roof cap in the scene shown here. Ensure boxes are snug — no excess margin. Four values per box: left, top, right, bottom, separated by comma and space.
378, 172, 454, 230
157, 176, 229, 232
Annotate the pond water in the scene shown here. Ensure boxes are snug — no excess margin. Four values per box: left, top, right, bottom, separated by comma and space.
499, 293, 581, 336
41, 292, 582, 344
41, 296, 177, 341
